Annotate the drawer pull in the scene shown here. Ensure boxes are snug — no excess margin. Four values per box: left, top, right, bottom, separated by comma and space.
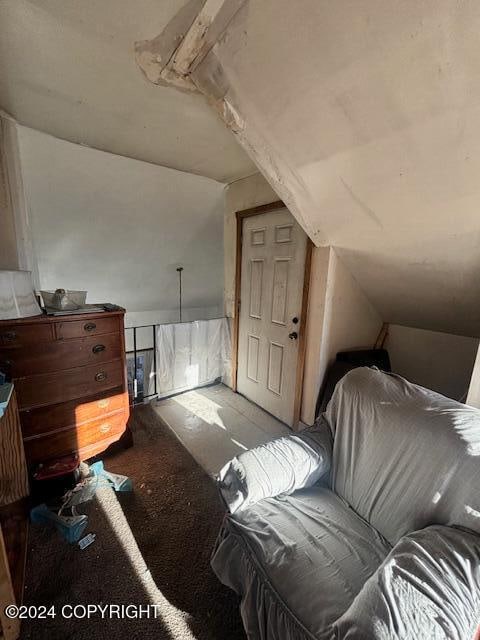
99, 422, 111, 434
92, 344, 106, 354
84, 322, 97, 332
1, 331, 17, 342
95, 371, 107, 382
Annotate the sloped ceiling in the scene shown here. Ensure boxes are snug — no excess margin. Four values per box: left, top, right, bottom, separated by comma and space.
186, 0, 480, 337
0, 0, 256, 182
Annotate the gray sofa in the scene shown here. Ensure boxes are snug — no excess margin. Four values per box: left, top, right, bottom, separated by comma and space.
211, 367, 480, 639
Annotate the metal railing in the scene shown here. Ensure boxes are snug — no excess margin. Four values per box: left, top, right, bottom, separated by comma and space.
125, 316, 226, 406
125, 324, 157, 404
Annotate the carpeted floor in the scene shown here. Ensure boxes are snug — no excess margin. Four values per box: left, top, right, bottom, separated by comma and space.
20, 404, 246, 640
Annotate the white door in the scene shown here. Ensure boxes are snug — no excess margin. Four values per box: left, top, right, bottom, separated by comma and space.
237, 208, 307, 426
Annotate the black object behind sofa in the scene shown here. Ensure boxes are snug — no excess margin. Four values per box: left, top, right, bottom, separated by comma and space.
315, 348, 391, 417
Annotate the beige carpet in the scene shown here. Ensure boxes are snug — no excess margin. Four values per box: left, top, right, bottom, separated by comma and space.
21, 404, 245, 639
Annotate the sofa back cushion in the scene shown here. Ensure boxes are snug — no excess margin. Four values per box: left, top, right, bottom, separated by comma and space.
333, 525, 480, 640
326, 367, 480, 544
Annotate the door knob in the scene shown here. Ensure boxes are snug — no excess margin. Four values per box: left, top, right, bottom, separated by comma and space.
288, 331, 298, 340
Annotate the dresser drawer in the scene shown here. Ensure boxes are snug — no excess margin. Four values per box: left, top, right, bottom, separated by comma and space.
1, 333, 122, 377
55, 316, 120, 340
0, 323, 53, 347
23, 412, 128, 463
15, 359, 125, 410
20, 390, 128, 439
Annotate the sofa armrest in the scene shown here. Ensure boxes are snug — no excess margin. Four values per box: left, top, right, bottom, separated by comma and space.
217, 416, 333, 513
333, 525, 480, 640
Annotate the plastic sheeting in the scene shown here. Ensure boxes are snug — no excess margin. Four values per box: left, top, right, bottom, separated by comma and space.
156, 318, 231, 398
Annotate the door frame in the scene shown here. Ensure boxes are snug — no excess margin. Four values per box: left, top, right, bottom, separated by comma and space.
232, 200, 313, 429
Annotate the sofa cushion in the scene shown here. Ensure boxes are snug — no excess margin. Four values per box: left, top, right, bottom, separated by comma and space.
217, 417, 333, 514
211, 486, 391, 640
327, 367, 480, 544
333, 525, 480, 640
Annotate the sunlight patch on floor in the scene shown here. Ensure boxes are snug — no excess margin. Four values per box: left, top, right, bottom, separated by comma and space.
96, 488, 197, 639
171, 390, 227, 431
154, 384, 289, 476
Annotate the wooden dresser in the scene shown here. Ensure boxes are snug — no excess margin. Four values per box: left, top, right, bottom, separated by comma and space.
0, 309, 130, 466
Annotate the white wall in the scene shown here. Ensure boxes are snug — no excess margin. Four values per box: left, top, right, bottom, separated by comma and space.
18, 126, 225, 325
385, 324, 479, 401
466, 345, 480, 409
302, 247, 383, 424
301, 246, 330, 423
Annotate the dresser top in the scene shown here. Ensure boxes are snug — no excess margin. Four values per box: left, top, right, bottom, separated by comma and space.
0, 308, 125, 326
